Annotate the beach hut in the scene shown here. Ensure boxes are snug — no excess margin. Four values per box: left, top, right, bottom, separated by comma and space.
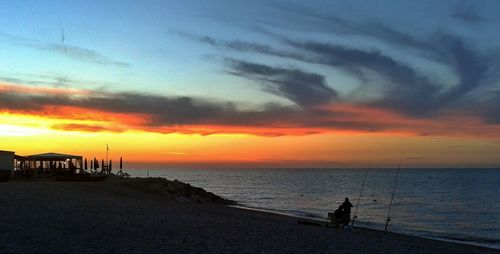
0, 150, 15, 181
26, 152, 83, 175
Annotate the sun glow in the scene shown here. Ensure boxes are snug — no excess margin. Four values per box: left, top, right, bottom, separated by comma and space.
0, 113, 53, 136
2, 108, 500, 168
0, 124, 50, 136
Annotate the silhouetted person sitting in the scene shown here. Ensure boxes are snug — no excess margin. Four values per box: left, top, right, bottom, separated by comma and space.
341, 197, 353, 226
333, 205, 345, 228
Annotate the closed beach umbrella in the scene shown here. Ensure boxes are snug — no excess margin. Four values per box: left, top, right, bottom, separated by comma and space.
90, 160, 93, 170
109, 160, 112, 172
101, 159, 104, 170
95, 158, 99, 169
84, 158, 88, 170
120, 157, 122, 169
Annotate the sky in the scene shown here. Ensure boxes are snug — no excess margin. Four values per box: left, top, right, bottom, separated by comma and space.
1, 0, 500, 168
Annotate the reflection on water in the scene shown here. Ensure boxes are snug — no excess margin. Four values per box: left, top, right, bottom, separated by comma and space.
126, 168, 500, 249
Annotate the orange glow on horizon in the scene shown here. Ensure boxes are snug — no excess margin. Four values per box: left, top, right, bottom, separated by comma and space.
2, 113, 500, 168
2, 83, 500, 139
2, 82, 500, 167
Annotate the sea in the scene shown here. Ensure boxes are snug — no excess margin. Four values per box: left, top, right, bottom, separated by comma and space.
125, 168, 500, 249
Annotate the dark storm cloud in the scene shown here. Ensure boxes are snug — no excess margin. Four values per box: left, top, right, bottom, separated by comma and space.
0, 32, 130, 67
225, 59, 337, 107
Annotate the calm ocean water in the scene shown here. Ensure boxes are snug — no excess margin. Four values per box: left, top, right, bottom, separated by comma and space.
125, 168, 500, 249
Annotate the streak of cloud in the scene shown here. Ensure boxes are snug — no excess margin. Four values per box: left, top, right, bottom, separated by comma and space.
2, 83, 500, 138
0, 31, 130, 67
225, 59, 337, 108
51, 123, 124, 133
186, 10, 497, 120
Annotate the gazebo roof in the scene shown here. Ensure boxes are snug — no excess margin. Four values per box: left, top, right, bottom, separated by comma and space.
27, 152, 82, 160
15, 155, 26, 160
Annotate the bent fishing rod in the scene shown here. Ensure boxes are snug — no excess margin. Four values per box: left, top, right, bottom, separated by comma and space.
384, 158, 403, 233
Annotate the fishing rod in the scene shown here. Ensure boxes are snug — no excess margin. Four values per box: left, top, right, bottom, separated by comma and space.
351, 167, 369, 227
384, 158, 403, 233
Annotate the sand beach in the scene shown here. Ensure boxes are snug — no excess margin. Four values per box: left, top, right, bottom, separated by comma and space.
0, 176, 498, 254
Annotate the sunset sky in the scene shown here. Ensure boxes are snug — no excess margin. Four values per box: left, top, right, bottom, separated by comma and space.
1, 0, 500, 168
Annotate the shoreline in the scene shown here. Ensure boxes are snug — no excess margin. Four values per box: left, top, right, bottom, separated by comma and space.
230, 204, 500, 251
1, 176, 499, 253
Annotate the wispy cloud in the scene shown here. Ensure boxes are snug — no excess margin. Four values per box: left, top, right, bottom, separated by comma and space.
0, 32, 130, 67
34, 44, 130, 67
2, 83, 500, 138
184, 6, 498, 122
51, 123, 124, 133
0, 74, 75, 88
2, 3, 499, 138
225, 58, 337, 108
0, 83, 298, 128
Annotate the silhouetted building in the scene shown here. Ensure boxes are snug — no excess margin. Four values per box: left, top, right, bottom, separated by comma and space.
26, 152, 83, 175
0, 150, 15, 181
0, 150, 84, 178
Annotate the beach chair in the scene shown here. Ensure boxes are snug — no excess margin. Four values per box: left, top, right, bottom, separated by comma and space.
327, 213, 342, 228
327, 212, 348, 229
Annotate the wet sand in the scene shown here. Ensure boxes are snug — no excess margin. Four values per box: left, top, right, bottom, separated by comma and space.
0, 177, 498, 254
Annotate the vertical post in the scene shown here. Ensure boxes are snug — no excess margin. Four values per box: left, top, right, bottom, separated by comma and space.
106, 144, 109, 169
